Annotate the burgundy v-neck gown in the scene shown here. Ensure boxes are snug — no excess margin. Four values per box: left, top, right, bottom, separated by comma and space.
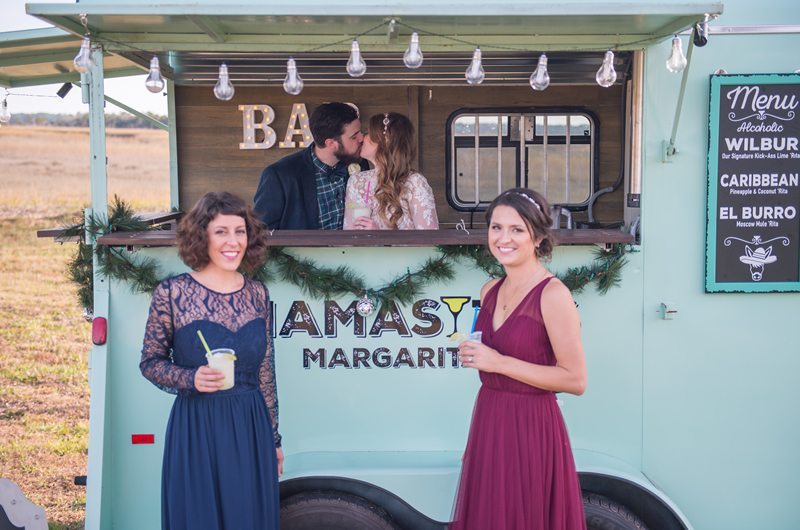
451, 277, 586, 530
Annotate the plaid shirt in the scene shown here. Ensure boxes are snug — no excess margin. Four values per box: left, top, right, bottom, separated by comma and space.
311, 146, 348, 230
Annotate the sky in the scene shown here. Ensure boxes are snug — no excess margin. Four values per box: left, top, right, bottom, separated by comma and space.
2, 0, 167, 115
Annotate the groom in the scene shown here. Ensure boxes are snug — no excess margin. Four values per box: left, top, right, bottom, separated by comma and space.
253, 102, 367, 230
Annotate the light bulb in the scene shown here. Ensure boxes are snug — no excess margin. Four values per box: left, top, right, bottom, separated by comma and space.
465, 48, 485, 85
346, 40, 367, 78
145, 56, 165, 93
213, 63, 235, 101
666, 36, 687, 73
529, 53, 550, 91
0, 99, 10, 124
73, 35, 95, 74
283, 58, 304, 96
596, 50, 617, 88
403, 32, 423, 69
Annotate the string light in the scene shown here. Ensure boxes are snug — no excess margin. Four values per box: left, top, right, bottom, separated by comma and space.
213, 63, 235, 101
145, 56, 165, 93
73, 36, 95, 74
596, 50, 617, 88
77, 18, 709, 95
283, 58, 304, 96
403, 32, 423, 69
73, 15, 94, 74
666, 36, 687, 73
529, 53, 550, 91
346, 39, 367, 77
465, 47, 485, 85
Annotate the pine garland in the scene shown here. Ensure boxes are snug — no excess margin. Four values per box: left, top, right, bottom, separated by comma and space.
558, 244, 628, 295
62, 197, 162, 314
438, 244, 505, 278
255, 248, 456, 307
64, 199, 628, 314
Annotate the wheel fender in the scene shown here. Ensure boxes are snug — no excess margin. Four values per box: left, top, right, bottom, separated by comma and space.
574, 450, 693, 530
280, 476, 446, 530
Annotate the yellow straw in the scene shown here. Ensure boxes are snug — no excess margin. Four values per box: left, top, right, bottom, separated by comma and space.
196, 330, 212, 355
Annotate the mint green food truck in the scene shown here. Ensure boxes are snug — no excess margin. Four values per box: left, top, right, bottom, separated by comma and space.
6, 1, 799, 528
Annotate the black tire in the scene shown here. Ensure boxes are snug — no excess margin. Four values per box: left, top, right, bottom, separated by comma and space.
584, 492, 649, 530
280, 491, 398, 530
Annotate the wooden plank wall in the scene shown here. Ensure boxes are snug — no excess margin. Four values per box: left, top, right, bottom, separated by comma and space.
176, 84, 623, 226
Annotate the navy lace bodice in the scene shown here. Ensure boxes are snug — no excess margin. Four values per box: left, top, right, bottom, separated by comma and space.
140, 273, 280, 446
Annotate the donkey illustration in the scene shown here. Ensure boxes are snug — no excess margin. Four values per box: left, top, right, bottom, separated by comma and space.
738, 245, 777, 281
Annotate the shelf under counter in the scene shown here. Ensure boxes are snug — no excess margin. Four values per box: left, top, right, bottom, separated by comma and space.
95, 228, 634, 247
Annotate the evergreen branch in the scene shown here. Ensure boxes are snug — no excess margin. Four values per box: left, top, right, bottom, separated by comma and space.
437, 245, 504, 277
270, 248, 365, 299
67, 241, 93, 310
60, 199, 629, 316
374, 257, 455, 306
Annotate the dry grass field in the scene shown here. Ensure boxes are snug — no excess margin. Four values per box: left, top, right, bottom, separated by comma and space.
0, 125, 169, 529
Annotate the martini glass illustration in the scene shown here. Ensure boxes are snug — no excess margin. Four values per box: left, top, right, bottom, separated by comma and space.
440, 296, 471, 338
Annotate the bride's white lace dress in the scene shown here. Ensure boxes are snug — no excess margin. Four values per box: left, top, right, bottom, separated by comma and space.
343, 169, 439, 230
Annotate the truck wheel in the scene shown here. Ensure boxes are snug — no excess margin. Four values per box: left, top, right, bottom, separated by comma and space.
280, 491, 397, 530
584, 492, 649, 530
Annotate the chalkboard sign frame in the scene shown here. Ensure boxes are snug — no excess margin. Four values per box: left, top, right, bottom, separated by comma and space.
706, 73, 800, 293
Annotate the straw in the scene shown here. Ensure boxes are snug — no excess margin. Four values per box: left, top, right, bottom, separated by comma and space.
196, 330, 212, 356
364, 180, 371, 205
470, 306, 480, 333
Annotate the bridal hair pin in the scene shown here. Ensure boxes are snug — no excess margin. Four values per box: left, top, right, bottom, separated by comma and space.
512, 191, 541, 212
383, 113, 390, 136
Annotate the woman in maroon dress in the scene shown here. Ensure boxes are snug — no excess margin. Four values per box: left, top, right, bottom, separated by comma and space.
452, 188, 588, 530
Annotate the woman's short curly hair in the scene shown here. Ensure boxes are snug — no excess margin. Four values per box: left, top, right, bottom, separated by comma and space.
177, 191, 268, 274
485, 188, 555, 259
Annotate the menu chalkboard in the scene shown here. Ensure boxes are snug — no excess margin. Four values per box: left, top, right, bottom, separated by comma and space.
706, 74, 800, 292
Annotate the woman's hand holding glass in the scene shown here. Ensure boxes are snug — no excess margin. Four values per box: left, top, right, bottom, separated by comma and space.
352, 215, 377, 229
458, 338, 504, 372
194, 365, 225, 392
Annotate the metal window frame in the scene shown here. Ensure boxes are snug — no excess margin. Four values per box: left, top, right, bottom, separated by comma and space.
446, 107, 597, 212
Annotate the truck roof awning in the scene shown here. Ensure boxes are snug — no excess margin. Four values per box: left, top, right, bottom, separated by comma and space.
0, 27, 142, 88
21, 2, 722, 86
26, 2, 723, 52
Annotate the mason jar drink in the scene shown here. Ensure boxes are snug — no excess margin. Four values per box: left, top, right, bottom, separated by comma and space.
207, 348, 236, 390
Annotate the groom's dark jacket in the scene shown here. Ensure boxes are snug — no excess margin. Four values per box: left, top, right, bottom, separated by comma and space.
254, 147, 320, 230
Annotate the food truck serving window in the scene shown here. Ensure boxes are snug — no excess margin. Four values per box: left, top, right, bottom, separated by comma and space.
447, 110, 596, 210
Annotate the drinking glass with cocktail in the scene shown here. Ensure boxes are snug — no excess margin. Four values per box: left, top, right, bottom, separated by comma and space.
197, 330, 237, 390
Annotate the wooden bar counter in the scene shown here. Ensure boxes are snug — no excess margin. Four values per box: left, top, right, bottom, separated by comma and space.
93, 228, 634, 248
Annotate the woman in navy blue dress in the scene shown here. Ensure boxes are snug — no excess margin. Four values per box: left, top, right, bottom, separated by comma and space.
140, 191, 281, 530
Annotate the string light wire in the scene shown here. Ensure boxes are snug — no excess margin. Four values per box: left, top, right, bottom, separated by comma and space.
73, 16, 712, 92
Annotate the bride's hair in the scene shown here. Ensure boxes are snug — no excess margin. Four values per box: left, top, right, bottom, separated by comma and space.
368, 112, 416, 229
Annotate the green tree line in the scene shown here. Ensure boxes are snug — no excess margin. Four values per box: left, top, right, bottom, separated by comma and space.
9, 112, 167, 129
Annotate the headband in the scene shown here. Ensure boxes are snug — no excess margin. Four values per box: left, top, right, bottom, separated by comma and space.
511, 191, 541, 212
